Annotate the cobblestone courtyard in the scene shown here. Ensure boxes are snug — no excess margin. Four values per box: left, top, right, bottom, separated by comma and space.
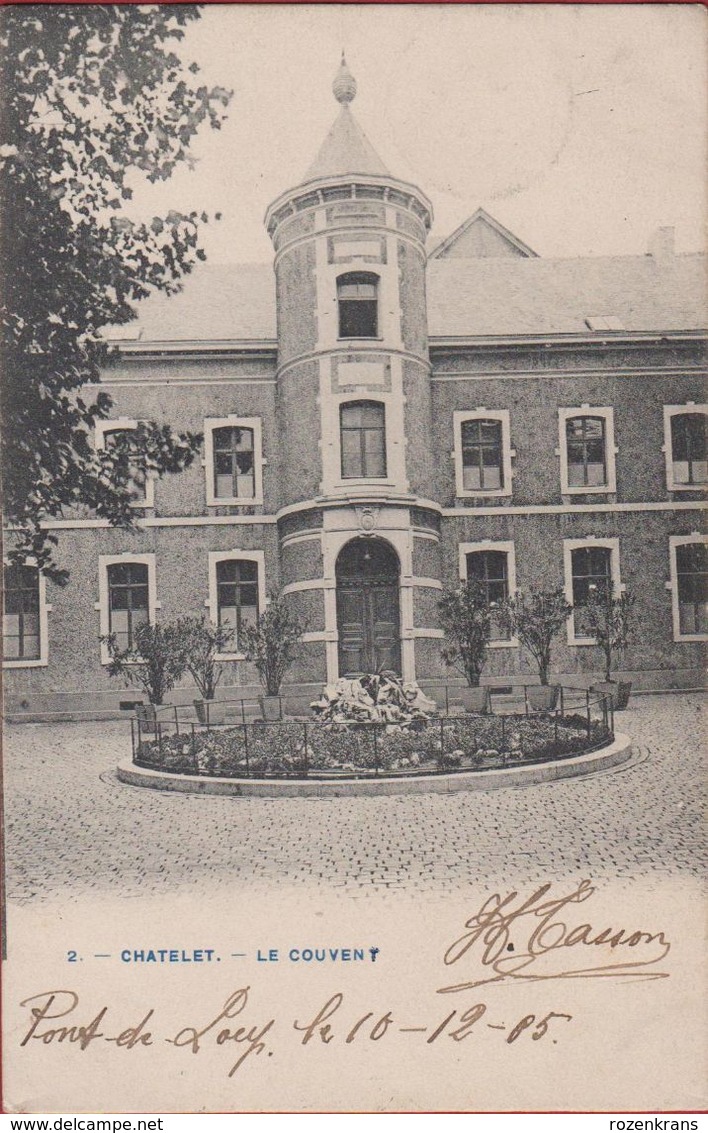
3, 694, 705, 902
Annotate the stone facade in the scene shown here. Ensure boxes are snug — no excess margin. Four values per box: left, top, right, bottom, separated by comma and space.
4, 60, 706, 718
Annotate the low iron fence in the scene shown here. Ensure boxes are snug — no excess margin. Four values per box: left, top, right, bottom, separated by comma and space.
130, 684, 614, 781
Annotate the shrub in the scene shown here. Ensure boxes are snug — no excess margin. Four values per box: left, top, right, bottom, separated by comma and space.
498, 588, 573, 686
241, 595, 308, 696
174, 616, 235, 701
102, 621, 188, 705
582, 585, 636, 681
438, 579, 494, 687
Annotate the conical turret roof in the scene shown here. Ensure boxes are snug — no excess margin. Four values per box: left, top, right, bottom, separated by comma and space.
303, 55, 390, 182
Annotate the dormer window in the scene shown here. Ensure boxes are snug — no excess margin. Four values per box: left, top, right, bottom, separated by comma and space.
337, 272, 378, 338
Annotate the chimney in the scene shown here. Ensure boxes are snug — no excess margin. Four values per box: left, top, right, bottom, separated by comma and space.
649, 226, 675, 260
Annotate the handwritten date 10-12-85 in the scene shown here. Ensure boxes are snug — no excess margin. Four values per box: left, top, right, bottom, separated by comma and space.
18, 988, 573, 1078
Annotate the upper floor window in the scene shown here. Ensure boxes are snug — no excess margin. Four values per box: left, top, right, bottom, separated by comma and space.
558, 407, 616, 495
203, 417, 263, 507
107, 562, 149, 652
340, 401, 387, 479
95, 419, 154, 507
664, 408, 707, 489
453, 410, 513, 498
669, 538, 707, 640
3, 564, 41, 661
564, 540, 620, 642
337, 272, 379, 338
565, 416, 606, 488
462, 419, 504, 491
213, 425, 255, 500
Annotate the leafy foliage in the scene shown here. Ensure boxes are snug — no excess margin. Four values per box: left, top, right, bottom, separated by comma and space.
101, 621, 189, 705
498, 588, 573, 685
582, 585, 636, 681
0, 6, 231, 579
438, 579, 494, 687
241, 595, 308, 697
174, 615, 235, 701
136, 712, 612, 778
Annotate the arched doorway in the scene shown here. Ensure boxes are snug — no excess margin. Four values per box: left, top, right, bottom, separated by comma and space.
336, 538, 401, 677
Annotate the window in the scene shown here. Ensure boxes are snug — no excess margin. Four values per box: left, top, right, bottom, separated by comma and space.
340, 401, 387, 479
207, 552, 267, 658
97, 554, 157, 664
453, 410, 513, 498
459, 541, 517, 646
669, 538, 708, 640
664, 408, 707, 489
3, 564, 41, 662
216, 559, 259, 638
565, 416, 606, 488
95, 420, 154, 507
558, 407, 616, 494
203, 417, 263, 507
563, 539, 620, 643
461, 419, 503, 491
107, 562, 149, 651
337, 272, 378, 338
466, 550, 509, 640
213, 425, 255, 500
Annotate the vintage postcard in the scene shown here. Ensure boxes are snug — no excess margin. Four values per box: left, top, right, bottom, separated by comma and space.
1, 2, 706, 1115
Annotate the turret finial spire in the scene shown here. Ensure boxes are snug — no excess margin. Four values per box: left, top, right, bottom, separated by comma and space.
332, 52, 357, 105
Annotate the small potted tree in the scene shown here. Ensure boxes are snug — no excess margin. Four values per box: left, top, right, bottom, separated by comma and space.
101, 621, 189, 731
438, 579, 494, 713
175, 615, 235, 726
584, 584, 636, 710
498, 587, 573, 711
241, 595, 308, 721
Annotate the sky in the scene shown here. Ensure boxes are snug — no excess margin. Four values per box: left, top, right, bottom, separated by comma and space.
129, 4, 707, 264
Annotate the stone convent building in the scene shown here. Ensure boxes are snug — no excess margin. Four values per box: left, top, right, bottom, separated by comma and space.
4, 58, 707, 718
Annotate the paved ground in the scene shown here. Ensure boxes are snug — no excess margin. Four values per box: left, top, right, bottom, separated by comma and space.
3, 694, 706, 902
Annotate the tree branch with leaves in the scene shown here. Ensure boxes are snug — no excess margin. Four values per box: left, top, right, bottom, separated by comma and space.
0, 6, 231, 580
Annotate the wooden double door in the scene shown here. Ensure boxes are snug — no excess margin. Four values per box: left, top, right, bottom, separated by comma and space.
336, 538, 401, 677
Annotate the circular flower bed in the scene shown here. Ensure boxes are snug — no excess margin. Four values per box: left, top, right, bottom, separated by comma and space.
135, 712, 612, 779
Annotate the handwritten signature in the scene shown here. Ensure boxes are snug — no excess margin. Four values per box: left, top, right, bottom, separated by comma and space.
438, 878, 670, 993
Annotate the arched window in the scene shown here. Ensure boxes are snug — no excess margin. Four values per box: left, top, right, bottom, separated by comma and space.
340, 401, 386, 479
337, 272, 379, 338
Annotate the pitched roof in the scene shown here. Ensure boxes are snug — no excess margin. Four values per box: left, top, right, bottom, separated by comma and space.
426, 252, 707, 336
303, 105, 390, 182
430, 207, 538, 260
109, 263, 277, 344
110, 250, 706, 347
